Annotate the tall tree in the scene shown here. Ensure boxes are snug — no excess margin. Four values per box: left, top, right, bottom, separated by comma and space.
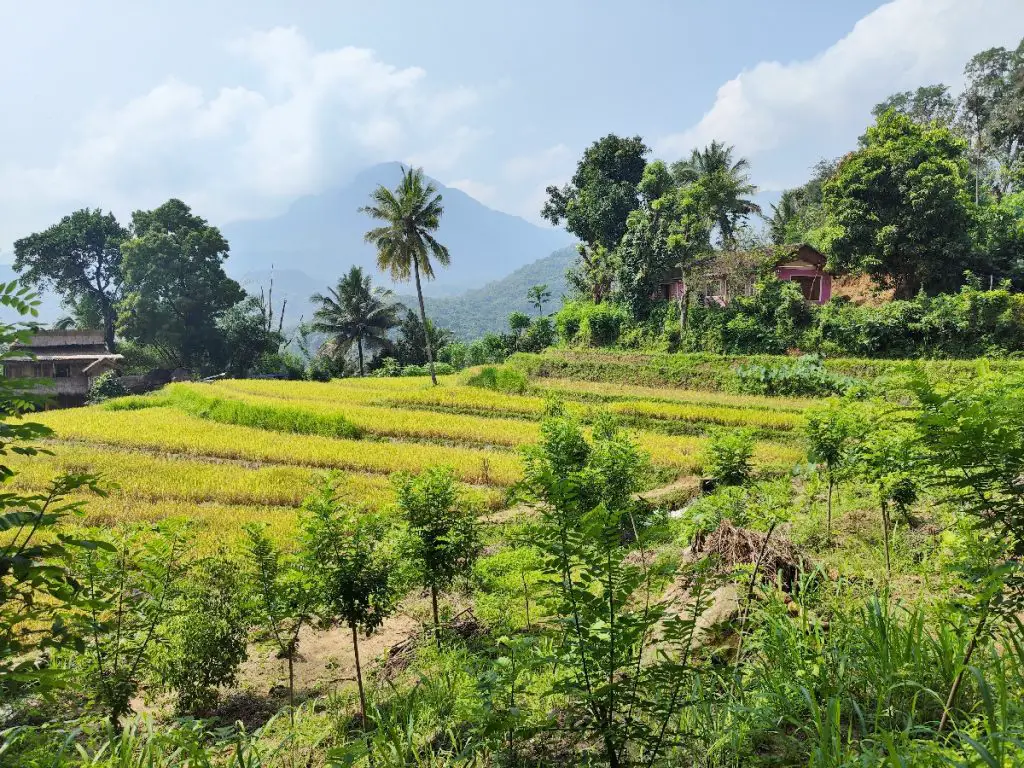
822, 112, 974, 298
615, 161, 714, 318
960, 40, 1024, 200
118, 199, 244, 371
310, 266, 402, 376
13, 209, 127, 351
768, 158, 839, 246
543, 134, 649, 303
670, 141, 760, 247
871, 85, 957, 128
361, 167, 450, 385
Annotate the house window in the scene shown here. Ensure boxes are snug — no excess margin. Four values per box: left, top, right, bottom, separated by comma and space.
55, 364, 71, 378
660, 283, 671, 301
791, 275, 821, 301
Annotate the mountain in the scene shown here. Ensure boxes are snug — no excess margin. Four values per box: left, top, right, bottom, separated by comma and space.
223, 162, 572, 295
409, 246, 576, 339
241, 246, 576, 342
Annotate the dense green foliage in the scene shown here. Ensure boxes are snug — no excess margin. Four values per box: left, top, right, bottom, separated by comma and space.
310, 266, 401, 376
12, 209, 126, 351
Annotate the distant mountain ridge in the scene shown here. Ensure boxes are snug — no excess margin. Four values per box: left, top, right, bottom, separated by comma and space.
408, 246, 576, 339
223, 162, 572, 295
1, 162, 577, 336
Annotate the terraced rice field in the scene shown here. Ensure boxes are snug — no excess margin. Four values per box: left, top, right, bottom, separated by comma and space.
26, 371, 810, 550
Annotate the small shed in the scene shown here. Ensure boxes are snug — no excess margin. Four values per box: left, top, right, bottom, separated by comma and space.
3, 330, 123, 407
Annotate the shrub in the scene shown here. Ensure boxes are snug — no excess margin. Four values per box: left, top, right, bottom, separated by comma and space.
735, 354, 858, 397
88, 371, 128, 404
463, 365, 529, 394
157, 555, 248, 714
578, 302, 628, 347
701, 427, 755, 485
519, 317, 556, 353
554, 301, 585, 344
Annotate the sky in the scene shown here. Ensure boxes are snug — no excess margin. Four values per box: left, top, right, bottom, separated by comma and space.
1, 0, 1022, 256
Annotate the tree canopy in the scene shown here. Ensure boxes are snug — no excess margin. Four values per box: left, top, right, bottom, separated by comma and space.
822, 111, 974, 298
13, 209, 127, 351
118, 199, 244, 370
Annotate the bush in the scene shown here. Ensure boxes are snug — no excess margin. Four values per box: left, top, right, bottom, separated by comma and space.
554, 301, 585, 344
463, 365, 529, 394
519, 317, 556, 353
701, 428, 755, 485
87, 371, 128, 404
735, 354, 858, 397
157, 556, 248, 714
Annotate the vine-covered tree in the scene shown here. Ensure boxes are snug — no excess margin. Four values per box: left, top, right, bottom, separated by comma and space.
362, 167, 450, 385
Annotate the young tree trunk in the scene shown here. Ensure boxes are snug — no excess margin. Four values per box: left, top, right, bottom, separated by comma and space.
826, 478, 834, 545
430, 582, 441, 650
351, 622, 367, 727
357, 336, 365, 377
939, 601, 991, 733
287, 653, 295, 725
412, 256, 437, 386
881, 499, 892, 581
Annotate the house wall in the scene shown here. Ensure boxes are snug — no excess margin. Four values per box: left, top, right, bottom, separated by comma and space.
776, 267, 832, 303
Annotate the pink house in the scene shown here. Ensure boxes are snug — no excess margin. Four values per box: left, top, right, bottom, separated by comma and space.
657, 243, 832, 306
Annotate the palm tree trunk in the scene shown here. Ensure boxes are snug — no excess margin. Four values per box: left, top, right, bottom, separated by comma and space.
412, 256, 437, 386
357, 335, 365, 377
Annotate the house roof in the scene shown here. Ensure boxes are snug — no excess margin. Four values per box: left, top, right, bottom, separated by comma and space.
5, 353, 124, 364
772, 243, 827, 269
12, 329, 107, 349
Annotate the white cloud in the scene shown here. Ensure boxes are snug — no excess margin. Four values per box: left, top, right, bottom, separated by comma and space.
0, 27, 481, 244
656, 0, 1024, 189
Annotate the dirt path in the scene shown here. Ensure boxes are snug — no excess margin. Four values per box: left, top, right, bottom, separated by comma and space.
238, 612, 421, 699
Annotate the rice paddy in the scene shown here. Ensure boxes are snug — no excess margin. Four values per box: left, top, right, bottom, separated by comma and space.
26, 369, 812, 549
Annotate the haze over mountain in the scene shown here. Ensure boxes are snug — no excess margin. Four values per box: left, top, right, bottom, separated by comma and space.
224, 162, 572, 297
1, 162, 575, 332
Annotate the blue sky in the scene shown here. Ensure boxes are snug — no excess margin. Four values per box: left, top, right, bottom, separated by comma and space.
1, 0, 1022, 252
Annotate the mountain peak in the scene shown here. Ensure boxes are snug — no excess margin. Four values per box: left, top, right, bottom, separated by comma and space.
222, 163, 572, 295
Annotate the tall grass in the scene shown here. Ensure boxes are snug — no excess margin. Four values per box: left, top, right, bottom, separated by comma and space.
162, 385, 363, 439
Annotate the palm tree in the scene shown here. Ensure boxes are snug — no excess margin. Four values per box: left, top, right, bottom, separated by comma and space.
310, 266, 402, 376
671, 141, 761, 247
361, 167, 450, 385
526, 284, 551, 316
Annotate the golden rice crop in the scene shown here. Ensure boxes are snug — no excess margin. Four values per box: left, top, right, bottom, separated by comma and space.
606, 399, 802, 430
5, 443, 395, 508
534, 377, 816, 412
383, 384, 800, 431
634, 432, 804, 473
33, 407, 522, 486
64, 497, 301, 552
